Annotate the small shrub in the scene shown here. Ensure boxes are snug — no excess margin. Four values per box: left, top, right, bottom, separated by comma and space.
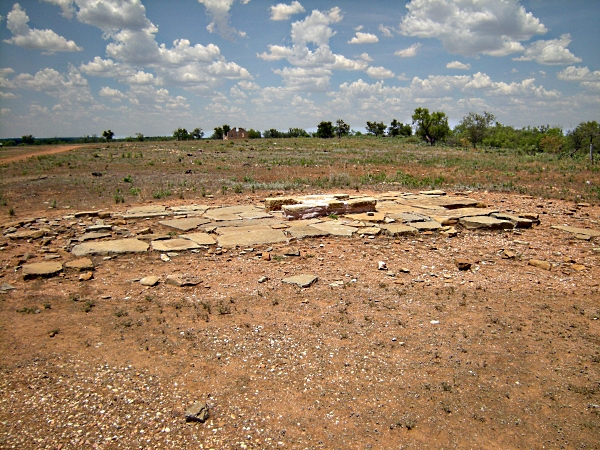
114, 309, 128, 317
123, 175, 133, 183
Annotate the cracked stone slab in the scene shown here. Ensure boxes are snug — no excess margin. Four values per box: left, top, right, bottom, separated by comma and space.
151, 238, 201, 252
344, 211, 386, 222
551, 225, 600, 238
72, 238, 149, 257
310, 221, 358, 237
429, 208, 499, 225
459, 216, 514, 230
121, 205, 171, 219
22, 261, 62, 279
282, 274, 318, 288
491, 213, 533, 228
179, 232, 216, 246
159, 217, 210, 232
216, 226, 287, 247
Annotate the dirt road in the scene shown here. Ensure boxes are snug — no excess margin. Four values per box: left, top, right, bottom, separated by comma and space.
0, 144, 87, 163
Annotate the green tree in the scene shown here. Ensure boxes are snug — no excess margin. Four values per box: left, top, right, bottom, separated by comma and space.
102, 130, 115, 141
567, 121, 600, 154
263, 129, 282, 139
135, 132, 144, 142
288, 128, 310, 138
366, 121, 386, 137
387, 119, 412, 137
21, 135, 35, 145
334, 119, 350, 138
173, 128, 189, 141
411, 108, 450, 146
222, 124, 231, 138
191, 128, 204, 139
316, 121, 334, 138
211, 127, 224, 140
457, 111, 496, 148
247, 129, 262, 139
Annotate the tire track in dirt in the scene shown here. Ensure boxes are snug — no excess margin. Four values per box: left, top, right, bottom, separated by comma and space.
0, 145, 88, 164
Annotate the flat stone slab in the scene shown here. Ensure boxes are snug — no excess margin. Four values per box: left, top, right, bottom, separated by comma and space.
216, 226, 287, 247
310, 221, 358, 237
551, 225, 600, 238
282, 274, 318, 288
159, 217, 210, 231
122, 205, 171, 219
430, 208, 498, 225
72, 238, 149, 257
22, 261, 62, 278
170, 205, 209, 214
491, 213, 533, 228
151, 238, 201, 252
387, 212, 430, 223
459, 216, 514, 230
65, 258, 94, 270
78, 232, 112, 242
179, 232, 216, 245
380, 224, 419, 236
344, 211, 386, 222
166, 274, 202, 287
204, 205, 263, 221
417, 196, 481, 209
7, 229, 46, 240
411, 221, 442, 231
281, 196, 377, 220
359, 226, 381, 235
287, 226, 330, 239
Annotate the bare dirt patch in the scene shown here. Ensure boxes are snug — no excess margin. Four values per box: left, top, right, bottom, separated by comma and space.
0, 141, 599, 448
0, 145, 87, 164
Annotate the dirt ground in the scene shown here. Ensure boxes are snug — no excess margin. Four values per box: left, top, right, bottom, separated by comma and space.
0, 143, 599, 449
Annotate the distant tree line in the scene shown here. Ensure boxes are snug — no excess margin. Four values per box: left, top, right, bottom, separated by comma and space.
3, 111, 598, 156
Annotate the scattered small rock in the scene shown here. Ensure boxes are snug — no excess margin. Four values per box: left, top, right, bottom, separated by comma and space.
529, 259, 552, 271
455, 258, 472, 271
79, 271, 93, 281
378, 261, 387, 270
166, 274, 202, 287
258, 276, 269, 283
282, 274, 318, 288
185, 402, 209, 423
140, 276, 160, 286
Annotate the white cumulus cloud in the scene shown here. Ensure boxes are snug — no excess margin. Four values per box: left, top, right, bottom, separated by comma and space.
4, 3, 82, 53
348, 32, 378, 44
270, 1, 305, 21
378, 24, 393, 38
447, 61, 471, 70
513, 34, 582, 65
366, 66, 395, 79
399, 0, 547, 57
395, 43, 421, 58
197, 0, 249, 40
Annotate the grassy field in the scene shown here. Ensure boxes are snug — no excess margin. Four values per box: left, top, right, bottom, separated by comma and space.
1, 137, 599, 215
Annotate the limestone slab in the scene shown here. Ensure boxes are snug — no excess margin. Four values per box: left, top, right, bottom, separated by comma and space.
379, 224, 419, 236
7, 229, 46, 240
359, 227, 381, 236
179, 232, 216, 245
459, 216, 514, 230
122, 205, 171, 219
216, 226, 287, 247
169, 205, 209, 214
264, 197, 299, 212
72, 238, 149, 256
282, 274, 318, 288
22, 261, 62, 278
204, 205, 262, 221
344, 211, 386, 222
310, 221, 358, 237
159, 217, 210, 231
151, 238, 201, 252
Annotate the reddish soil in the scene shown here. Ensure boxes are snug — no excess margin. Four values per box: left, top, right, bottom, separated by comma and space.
0, 143, 599, 449
0, 145, 87, 164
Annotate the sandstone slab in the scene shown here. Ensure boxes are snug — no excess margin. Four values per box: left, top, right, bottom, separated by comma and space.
140, 276, 160, 286
166, 274, 202, 287
151, 238, 201, 252
310, 221, 358, 237
529, 259, 552, 271
379, 224, 419, 237
282, 274, 318, 288
287, 226, 330, 239
72, 238, 149, 257
65, 258, 94, 270
551, 225, 600, 238
159, 217, 210, 231
7, 229, 46, 240
459, 216, 514, 230
492, 213, 533, 228
22, 261, 62, 278
179, 232, 216, 246
204, 205, 262, 221
411, 221, 442, 231
216, 226, 287, 247
78, 232, 112, 242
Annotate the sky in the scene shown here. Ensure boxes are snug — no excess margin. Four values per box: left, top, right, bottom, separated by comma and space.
0, 0, 599, 139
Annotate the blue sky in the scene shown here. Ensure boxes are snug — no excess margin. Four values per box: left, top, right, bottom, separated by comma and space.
0, 0, 598, 138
